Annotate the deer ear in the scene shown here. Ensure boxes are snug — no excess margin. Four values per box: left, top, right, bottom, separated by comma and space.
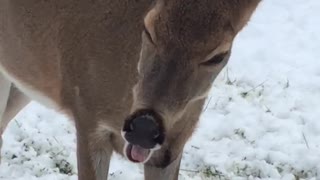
231, 0, 261, 32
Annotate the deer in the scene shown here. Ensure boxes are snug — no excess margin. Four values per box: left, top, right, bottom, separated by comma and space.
0, 0, 261, 179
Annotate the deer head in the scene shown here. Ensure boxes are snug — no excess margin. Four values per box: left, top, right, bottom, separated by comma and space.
122, 0, 260, 163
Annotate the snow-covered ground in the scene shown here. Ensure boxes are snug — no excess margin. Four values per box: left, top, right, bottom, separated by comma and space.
1, 0, 320, 179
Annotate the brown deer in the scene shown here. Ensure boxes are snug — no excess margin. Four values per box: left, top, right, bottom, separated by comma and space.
0, 0, 261, 179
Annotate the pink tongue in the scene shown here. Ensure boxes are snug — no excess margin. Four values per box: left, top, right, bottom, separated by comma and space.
131, 145, 150, 162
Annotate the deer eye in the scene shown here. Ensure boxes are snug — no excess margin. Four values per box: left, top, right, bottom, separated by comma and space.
200, 52, 229, 66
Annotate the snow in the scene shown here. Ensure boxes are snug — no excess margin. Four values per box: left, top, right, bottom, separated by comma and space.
1, 0, 320, 179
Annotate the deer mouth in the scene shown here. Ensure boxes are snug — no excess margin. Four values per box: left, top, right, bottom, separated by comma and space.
124, 143, 153, 163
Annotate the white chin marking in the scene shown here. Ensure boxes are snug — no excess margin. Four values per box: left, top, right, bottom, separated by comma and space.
152, 144, 161, 150
141, 150, 153, 164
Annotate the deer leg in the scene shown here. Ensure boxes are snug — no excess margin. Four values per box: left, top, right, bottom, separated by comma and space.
90, 146, 112, 180
0, 74, 11, 162
75, 122, 114, 180
89, 130, 114, 180
144, 153, 182, 180
0, 75, 11, 132
76, 128, 98, 180
73, 94, 113, 180
0, 84, 30, 163
1, 86, 30, 133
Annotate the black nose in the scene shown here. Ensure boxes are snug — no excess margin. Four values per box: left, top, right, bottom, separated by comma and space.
123, 110, 165, 149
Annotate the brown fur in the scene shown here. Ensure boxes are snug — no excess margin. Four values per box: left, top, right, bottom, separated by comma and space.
0, 0, 261, 180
